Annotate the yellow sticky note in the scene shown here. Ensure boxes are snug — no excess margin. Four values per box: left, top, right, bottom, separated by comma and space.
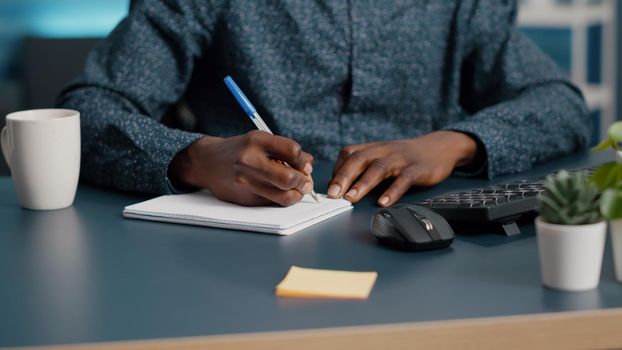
276, 266, 377, 300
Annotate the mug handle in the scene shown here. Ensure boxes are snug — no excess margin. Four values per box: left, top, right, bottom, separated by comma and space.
1, 126, 11, 170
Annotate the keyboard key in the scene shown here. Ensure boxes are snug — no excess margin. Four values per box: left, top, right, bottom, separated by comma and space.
494, 197, 508, 204
414, 165, 593, 224
431, 203, 460, 209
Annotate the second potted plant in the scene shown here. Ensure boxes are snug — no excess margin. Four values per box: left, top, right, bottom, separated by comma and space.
536, 170, 606, 291
598, 187, 622, 282
591, 121, 622, 282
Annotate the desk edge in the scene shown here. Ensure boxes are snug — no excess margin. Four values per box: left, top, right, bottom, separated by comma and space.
10, 307, 622, 350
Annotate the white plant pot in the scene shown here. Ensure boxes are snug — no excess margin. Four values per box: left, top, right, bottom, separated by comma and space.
535, 217, 607, 291
609, 219, 622, 282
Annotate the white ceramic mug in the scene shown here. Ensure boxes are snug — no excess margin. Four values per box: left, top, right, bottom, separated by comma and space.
1, 109, 80, 210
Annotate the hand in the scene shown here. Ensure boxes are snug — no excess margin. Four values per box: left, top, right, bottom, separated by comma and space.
169, 130, 314, 206
328, 131, 478, 207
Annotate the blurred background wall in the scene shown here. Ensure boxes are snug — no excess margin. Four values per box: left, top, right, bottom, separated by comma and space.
519, 0, 616, 149
0, 0, 618, 175
0, 0, 128, 175
0, 0, 128, 113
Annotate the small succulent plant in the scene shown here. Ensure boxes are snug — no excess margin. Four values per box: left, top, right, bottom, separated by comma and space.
538, 170, 601, 225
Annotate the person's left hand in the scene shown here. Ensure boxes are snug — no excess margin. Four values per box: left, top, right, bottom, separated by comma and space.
327, 131, 478, 207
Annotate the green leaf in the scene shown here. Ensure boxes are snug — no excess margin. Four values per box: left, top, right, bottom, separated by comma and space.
539, 195, 565, 223
544, 175, 569, 206
558, 209, 574, 225
590, 162, 622, 190
539, 170, 601, 224
608, 122, 622, 143
592, 138, 615, 151
600, 188, 622, 219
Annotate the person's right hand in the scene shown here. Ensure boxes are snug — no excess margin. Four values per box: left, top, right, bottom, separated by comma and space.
168, 130, 314, 206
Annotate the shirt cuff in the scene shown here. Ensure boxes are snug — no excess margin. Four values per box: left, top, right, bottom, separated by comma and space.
157, 131, 204, 195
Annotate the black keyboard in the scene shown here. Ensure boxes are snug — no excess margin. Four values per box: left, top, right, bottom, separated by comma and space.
416, 167, 596, 236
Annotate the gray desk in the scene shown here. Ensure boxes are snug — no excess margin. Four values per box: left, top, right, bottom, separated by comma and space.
1, 152, 622, 349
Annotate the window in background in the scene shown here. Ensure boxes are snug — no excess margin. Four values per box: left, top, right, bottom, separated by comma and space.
518, 0, 616, 146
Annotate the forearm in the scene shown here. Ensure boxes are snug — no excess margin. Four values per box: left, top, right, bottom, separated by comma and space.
452, 0, 590, 178
59, 87, 203, 194
445, 83, 590, 178
55, 0, 222, 194
168, 135, 222, 191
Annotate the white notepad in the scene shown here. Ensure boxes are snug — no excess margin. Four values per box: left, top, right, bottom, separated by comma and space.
123, 191, 353, 235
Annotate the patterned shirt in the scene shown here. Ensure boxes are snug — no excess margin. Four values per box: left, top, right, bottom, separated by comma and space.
59, 0, 590, 195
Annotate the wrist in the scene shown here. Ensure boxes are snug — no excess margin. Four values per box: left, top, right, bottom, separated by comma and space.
168, 136, 221, 188
432, 130, 478, 168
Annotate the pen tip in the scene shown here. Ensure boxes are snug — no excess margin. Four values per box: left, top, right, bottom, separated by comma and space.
311, 191, 320, 203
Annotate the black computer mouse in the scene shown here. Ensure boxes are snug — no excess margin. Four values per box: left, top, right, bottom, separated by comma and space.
371, 204, 454, 251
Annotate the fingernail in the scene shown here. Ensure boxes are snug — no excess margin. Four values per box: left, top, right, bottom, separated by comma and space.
345, 188, 358, 200
303, 163, 313, 175
328, 184, 341, 198
302, 182, 312, 194
379, 196, 390, 206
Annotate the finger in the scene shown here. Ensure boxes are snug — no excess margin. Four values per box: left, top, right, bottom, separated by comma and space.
236, 137, 311, 193
247, 176, 306, 207
233, 192, 274, 207
331, 141, 386, 181
332, 145, 365, 179
228, 168, 281, 206
328, 149, 375, 198
343, 159, 393, 203
234, 164, 306, 206
378, 167, 421, 207
251, 131, 309, 171
242, 159, 310, 193
301, 152, 314, 175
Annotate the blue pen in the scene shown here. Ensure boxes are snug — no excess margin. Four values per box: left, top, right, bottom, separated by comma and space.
224, 76, 319, 203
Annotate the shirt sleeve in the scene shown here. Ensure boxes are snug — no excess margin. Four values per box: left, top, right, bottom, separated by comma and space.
443, 0, 591, 179
57, 0, 221, 194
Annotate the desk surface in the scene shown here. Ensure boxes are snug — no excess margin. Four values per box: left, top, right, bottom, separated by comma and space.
1, 151, 622, 349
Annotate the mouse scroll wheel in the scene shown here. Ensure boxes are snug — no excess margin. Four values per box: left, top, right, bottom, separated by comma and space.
421, 218, 434, 232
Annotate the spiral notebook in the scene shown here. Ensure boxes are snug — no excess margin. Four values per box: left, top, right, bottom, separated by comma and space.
123, 190, 353, 235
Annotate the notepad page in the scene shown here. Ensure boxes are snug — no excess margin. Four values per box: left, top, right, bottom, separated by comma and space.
123, 191, 352, 235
